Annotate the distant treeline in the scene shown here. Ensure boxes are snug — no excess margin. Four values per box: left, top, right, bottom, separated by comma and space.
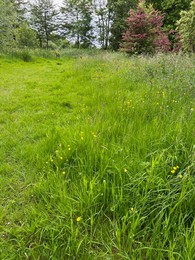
0, 0, 194, 53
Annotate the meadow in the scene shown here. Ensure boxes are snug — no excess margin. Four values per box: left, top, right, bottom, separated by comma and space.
0, 49, 195, 259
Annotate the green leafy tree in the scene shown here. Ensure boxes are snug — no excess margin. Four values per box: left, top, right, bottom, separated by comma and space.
15, 23, 38, 48
61, 0, 94, 48
30, 0, 58, 49
147, 0, 191, 29
0, 0, 16, 48
11, 0, 28, 25
109, 0, 137, 50
177, 0, 195, 52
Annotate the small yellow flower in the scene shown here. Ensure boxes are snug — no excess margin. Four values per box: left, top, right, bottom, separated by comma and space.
76, 216, 81, 222
62, 171, 65, 175
171, 166, 179, 174
92, 132, 97, 138
81, 136, 84, 140
179, 174, 183, 179
124, 168, 128, 173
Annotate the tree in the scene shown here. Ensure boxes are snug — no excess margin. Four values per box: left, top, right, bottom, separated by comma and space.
0, 0, 16, 48
93, 0, 112, 49
177, 0, 195, 52
30, 0, 58, 49
15, 23, 38, 48
92, 0, 137, 50
11, 0, 28, 25
147, 0, 191, 30
61, 0, 94, 48
120, 0, 171, 54
109, 0, 137, 51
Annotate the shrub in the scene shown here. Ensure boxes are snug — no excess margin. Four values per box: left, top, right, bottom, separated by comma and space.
15, 24, 38, 49
47, 41, 58, 50
10, 49, 33, 62
120, 0, 171, 54
20, 50, 33, 62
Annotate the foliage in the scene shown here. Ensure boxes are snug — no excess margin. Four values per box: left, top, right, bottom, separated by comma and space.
0, 0, 16, 48
30, 0, 58, 49
147, 0, 192, 30
0, 0, 194, 52
61, 0, 94, 48
15, 49, 33, 62
59, 39, 70, 49
10, 0, 28, 26
109, 0, 137, 51
15, 23, 38, 48
177, 0, 195, 52
120, 0, 171, 54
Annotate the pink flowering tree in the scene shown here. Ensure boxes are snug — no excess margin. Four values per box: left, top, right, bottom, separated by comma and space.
120, 0, 171, 54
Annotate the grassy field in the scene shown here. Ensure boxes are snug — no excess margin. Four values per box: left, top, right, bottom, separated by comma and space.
0, 49, 195, 259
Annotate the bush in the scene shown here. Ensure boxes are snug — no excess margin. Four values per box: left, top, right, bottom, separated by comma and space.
47, 41, 58, 50
9, 49, 33, 62
19, 50, 33, 62
59, 39, 70, 49
15, 24, 38, 49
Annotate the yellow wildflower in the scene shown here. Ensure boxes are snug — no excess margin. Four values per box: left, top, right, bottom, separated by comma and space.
92, 132, 97, 138
76, 216, 81, 222
171, 166, 179, 174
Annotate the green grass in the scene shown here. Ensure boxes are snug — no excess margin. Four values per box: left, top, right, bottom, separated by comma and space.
0, 49, 195, 259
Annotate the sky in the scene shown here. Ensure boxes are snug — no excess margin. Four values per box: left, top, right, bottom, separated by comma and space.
53, 0, 63, 6
29, 0, 63, 6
